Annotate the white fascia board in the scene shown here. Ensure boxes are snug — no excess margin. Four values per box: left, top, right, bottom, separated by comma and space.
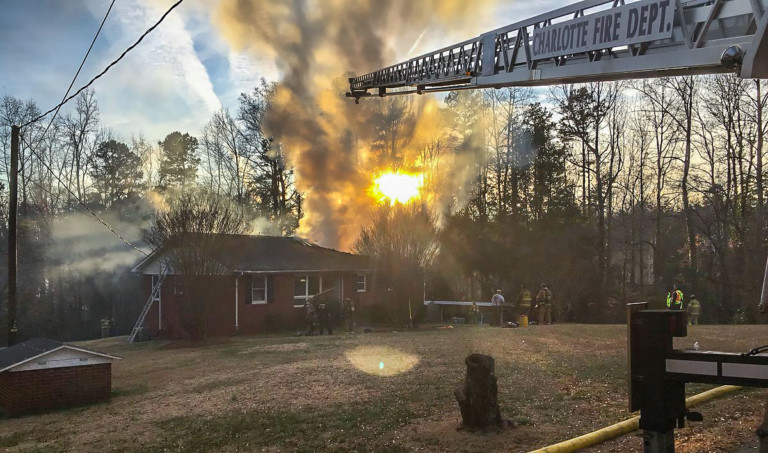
131, 249, 162, 273
0, 346, 122, 374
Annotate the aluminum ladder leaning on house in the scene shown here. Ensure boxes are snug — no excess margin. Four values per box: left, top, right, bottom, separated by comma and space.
127, 269, 167, 344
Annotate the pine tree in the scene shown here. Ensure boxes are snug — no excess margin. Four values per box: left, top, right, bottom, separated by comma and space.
157, 132, 200, 193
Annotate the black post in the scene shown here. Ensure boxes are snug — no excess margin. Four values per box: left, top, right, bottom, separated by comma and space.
8, 125, 19, 346
760, 253, 768, 313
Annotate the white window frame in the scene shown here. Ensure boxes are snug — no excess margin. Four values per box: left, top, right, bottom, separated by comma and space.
251, 275, 268, 305
293, 275, 323, 308
356, 273, 367, 293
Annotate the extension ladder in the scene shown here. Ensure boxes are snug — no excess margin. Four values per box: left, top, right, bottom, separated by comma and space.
127, 270, 166, 344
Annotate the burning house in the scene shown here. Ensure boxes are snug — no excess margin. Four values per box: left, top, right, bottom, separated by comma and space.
131, 235, 372, 339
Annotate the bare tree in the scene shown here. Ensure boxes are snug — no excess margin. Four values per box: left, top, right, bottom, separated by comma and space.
144, 190, 249, 340
638, 77, 699, 270
62, 89, 100, 204
356, 205, 438, 326
484, 87, 535, 219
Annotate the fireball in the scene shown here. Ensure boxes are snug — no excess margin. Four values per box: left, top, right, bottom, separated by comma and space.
371, 171, 423, 205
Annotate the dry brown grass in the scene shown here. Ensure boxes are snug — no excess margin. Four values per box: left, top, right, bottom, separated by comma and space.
0, 324, 765, 452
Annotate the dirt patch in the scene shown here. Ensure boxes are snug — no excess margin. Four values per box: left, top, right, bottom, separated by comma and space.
238, 342, 309, 353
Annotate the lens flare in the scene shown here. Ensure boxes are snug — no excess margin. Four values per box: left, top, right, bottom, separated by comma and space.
345, 346, 419, 376
371, 171, 424, 206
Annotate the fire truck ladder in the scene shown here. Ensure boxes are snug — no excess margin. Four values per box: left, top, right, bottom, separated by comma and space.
127, 270, 166, 344
347, 1, 768, 452
348, 0, 768, 102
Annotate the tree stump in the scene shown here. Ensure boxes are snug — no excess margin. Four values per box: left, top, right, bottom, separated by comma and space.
454, 353, 504, 431
758, 399, 768, 453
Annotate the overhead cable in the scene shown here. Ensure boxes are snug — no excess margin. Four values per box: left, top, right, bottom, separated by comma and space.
30, 0, 115, 148
21, 0, 185, 128
19, 134, 149, 257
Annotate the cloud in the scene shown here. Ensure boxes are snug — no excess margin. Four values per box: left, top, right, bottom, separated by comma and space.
79, 0, 221, 139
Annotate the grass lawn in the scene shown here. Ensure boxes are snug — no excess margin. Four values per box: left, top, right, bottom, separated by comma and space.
0, 324, 766, 453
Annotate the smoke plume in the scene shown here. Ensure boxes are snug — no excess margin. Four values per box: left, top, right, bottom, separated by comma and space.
214, 0, 498, 250
50, 212, 149, 276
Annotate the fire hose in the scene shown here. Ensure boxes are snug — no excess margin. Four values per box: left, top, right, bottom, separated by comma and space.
526, 385, 743, 453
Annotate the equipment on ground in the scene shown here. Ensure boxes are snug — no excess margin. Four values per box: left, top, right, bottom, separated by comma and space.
347, 0, 768, 102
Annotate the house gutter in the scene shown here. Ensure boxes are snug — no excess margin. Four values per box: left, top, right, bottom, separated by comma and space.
526, 385, 742, 453
234, 275, 239, 334
232, 269, 372, 274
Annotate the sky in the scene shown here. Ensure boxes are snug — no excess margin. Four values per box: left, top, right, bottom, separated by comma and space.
0, 0, 576, 142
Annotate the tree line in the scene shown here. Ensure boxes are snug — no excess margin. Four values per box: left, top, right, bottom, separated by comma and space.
0, 81, 301, 341
0, 74, 766, 340
357, 77, 767, 325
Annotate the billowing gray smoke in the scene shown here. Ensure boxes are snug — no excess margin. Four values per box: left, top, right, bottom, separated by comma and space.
214, 0, 498, 249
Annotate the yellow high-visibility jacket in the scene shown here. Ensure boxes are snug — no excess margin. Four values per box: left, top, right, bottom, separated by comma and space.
519, 290, 532, 308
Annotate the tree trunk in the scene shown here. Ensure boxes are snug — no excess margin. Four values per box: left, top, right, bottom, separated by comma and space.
756, 80, 765, 230
454, 354, 505, 431
681, 78, 698, 270
758, 400, 768, 453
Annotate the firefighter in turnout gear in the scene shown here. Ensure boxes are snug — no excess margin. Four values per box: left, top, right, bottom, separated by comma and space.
667, 285, 684, 310
517, 285, 532, 323
304, 298, 318, 336
491, 290, 505, 326
468, 301, 480, 325
342, 297, 357, 333
687, 294, 701, 325
317, 298, 333, 335
536, 284, 553, 325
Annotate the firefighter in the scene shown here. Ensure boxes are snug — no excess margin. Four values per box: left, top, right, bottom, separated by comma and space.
491, 289, 505, 326
535, 284, 553, 325
342, 297, 357, 333
468, 301, 480, 325
304, 297, 318, 336
687, 294, 701, 325
517, 285, 532, 323
667, 285, 684, 310
317, 297, 333, 335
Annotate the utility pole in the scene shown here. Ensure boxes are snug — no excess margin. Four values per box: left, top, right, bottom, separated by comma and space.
8, 125, 19, 346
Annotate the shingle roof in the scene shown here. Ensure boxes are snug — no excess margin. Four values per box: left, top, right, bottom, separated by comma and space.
0, 338, 63, 370
132, 235, 371, 274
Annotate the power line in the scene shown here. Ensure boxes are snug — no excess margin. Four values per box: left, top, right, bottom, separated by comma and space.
21, 0, 185, 129
30, 0, 115, 149
19, 133, 148, 257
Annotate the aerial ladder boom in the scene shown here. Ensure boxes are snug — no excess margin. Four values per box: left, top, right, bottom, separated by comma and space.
347, 2, 768, 452
347, 0, 768, 102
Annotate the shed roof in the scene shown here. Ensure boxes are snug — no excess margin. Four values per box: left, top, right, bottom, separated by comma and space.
0, 338, 121, 373
132, 234, 371, 274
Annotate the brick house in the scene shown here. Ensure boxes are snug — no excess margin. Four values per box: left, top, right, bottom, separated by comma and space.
131, 235, 373, 338
0, 338, 121, 417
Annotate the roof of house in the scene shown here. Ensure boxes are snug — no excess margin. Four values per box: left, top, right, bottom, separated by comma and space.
132, 234, 371, 274
0, 338, 121, 373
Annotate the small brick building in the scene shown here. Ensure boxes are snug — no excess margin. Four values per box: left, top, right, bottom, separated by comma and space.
0, 338, 121, 417
132, 235, 373, 338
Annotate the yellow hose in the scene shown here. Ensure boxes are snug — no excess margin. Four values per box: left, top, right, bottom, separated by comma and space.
526, 385, 743, 453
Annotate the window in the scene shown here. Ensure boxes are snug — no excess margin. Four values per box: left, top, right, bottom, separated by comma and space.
293, 275, 322, 307
356, 273, 366, 293
251, 275, 268, 304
